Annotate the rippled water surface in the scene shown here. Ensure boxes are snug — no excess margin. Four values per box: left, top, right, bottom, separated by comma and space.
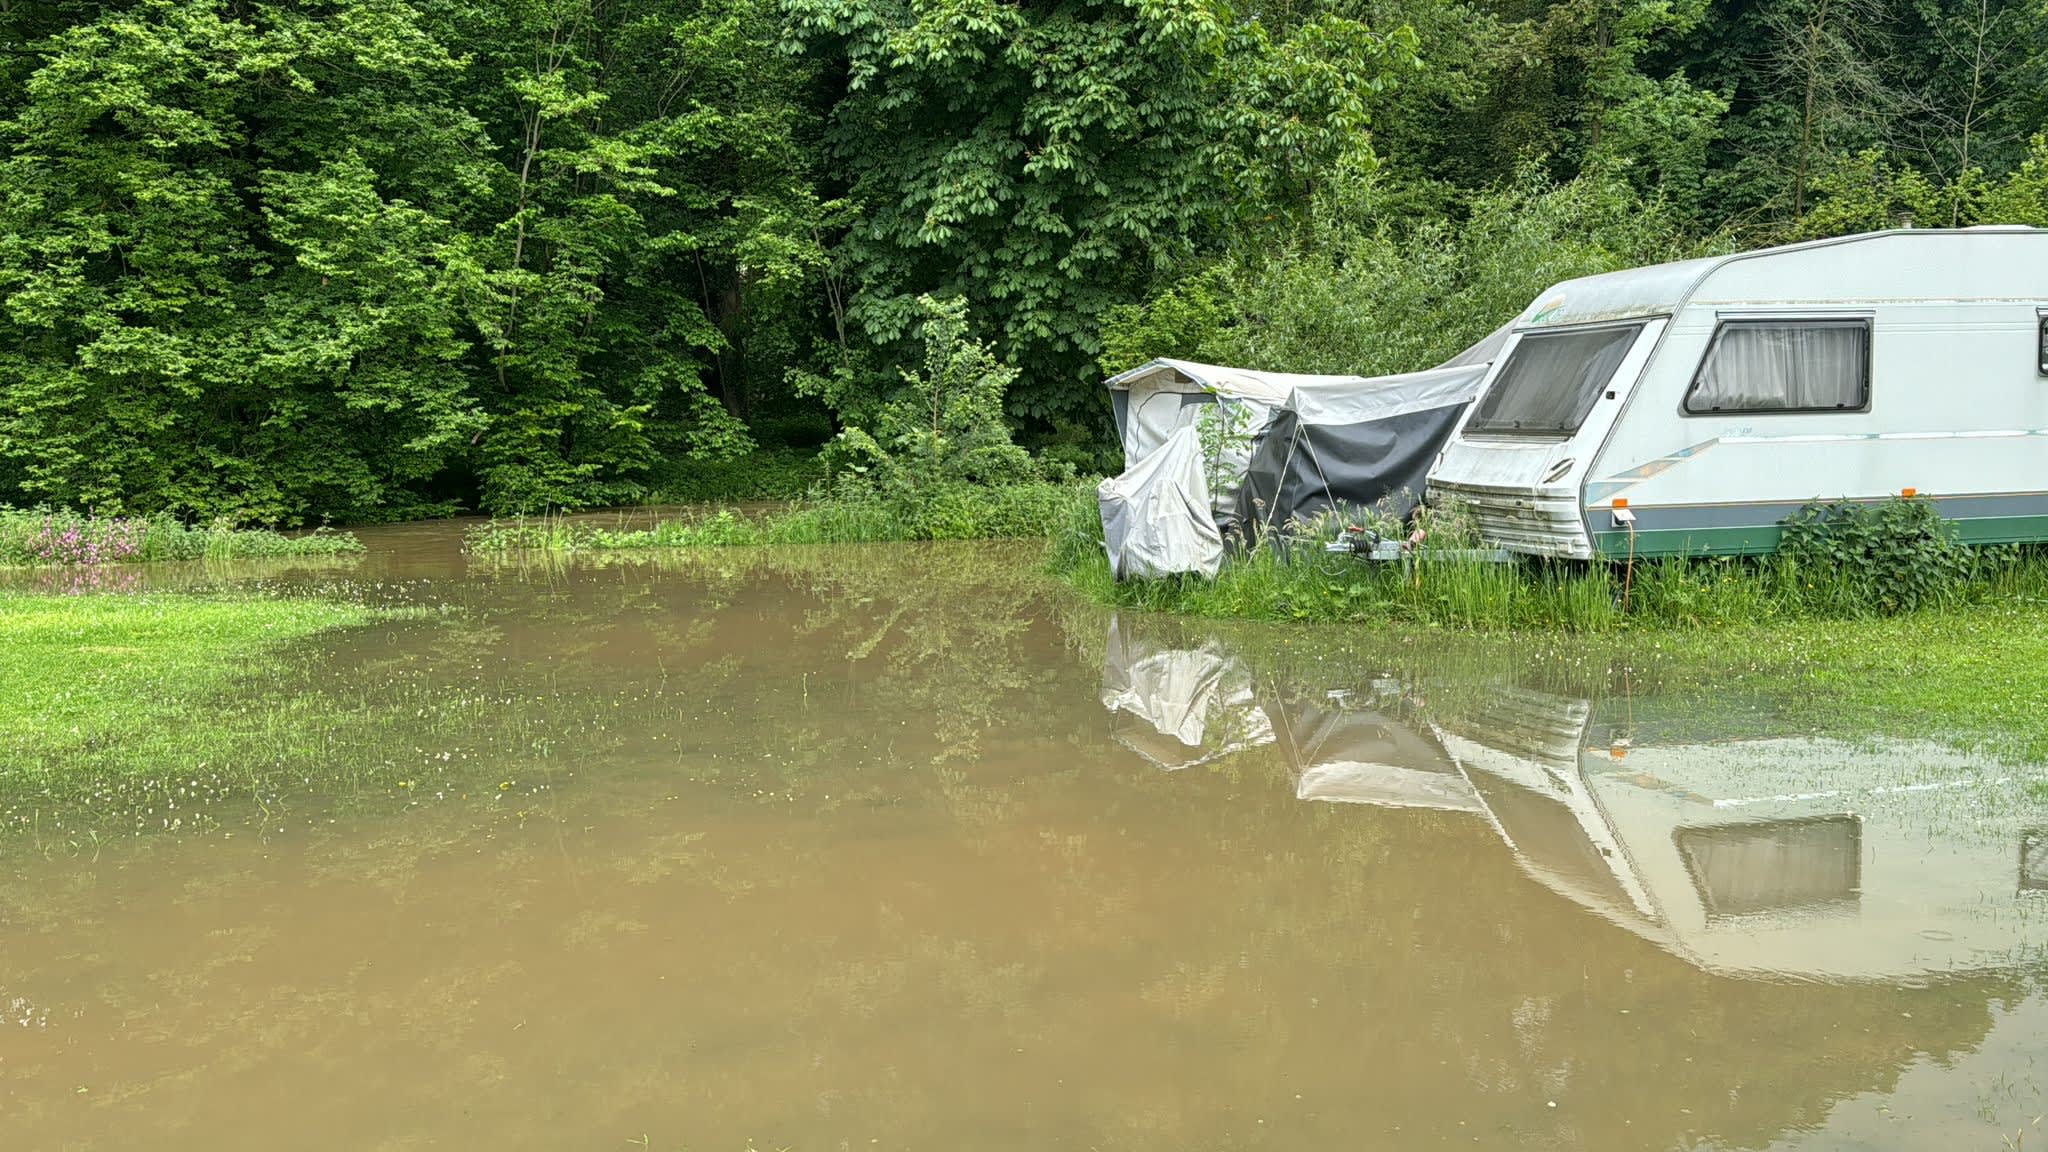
5, 521, 2048, 1150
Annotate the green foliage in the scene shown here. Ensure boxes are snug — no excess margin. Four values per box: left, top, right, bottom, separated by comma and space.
1777, 496, 1977, 616
816, 295, 1044, 498
780, 0, 1420, 421
465, 481, 1085, 550
2, 0, 2046, 522
1103, 164, 1696, 378
0, 0, 823, 519
647, 447, 828, 503
0, 508, 364, 566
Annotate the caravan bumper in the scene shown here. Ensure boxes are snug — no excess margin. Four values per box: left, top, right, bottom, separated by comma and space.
1431, 481, 1593, 559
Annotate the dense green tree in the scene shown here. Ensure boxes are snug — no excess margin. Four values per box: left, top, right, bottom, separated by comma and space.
0, 0, 2045, 520
780, 0, 1419, 424
0, 0, 824, 518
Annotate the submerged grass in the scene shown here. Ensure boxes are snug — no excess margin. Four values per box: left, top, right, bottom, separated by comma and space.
0, 508, 365, 566
0, 591, 378, 767
464, 482, 1086, 553
0, 589, 655, 847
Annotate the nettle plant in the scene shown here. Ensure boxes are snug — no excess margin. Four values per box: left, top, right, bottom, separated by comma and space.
1777, 495, 1975, 615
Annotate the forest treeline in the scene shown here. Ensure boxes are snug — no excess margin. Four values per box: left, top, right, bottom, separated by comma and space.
2, 0, 2046, 521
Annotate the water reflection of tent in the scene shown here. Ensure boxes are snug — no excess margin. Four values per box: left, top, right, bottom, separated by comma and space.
1099, 616, 1274, 770
1274, 683, 1481, 812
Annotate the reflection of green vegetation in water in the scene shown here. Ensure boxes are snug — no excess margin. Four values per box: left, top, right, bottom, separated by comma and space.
479, 542, 1070, 765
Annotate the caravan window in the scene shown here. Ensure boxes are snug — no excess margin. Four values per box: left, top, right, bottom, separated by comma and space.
1684, 318, 1870, 414
1464, 323, 1644, 437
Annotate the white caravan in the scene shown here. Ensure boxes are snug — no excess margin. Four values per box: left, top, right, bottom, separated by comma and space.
1428, 227, 2048, 557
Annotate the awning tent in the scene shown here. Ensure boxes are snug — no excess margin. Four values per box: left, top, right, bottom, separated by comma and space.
1236, 360, 1491, 536
1105, 358, 1365, 539
1097, 424, 1225, 580
1106, 358, 1315, 466
1099, 327, 1513, 576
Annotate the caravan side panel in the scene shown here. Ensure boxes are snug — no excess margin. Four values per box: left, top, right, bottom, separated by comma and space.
1583, 232, 2048, 556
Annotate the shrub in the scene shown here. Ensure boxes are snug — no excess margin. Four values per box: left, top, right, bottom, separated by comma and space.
647, 447, 827, 503
1777, 496, 1974, 616
0, 509, 364, 566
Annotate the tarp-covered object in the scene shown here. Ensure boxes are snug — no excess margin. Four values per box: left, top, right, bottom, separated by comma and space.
1105, 358, 1364, 532
1238, 361, 1491, 534
1097, 425, 1225, 580
1099, 616, 1275, 770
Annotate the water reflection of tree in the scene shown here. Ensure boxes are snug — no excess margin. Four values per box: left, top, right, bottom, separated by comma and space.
473, 543, 1081, 766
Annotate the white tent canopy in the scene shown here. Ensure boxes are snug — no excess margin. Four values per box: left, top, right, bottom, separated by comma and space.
1101, 325, 1516, 577
1105, 358, 1368, 465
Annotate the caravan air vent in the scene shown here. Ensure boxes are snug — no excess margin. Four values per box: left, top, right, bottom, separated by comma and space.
1542, 459, 1575, 484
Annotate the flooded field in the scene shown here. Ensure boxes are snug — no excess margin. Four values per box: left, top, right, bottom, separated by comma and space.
4, 521, 2048, 1150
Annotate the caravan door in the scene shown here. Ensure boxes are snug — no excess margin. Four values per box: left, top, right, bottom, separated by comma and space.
1430, 320, 1665, 558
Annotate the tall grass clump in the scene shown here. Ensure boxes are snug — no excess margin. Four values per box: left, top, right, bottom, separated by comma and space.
0, 509, 364, 566
1051, 493, 2048, 633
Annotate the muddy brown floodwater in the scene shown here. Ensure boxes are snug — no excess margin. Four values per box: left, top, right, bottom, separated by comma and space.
5, 521, 2048, 1150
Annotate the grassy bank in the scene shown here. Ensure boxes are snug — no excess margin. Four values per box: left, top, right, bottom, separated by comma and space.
1049, 485, 2048, 631
465, 482, 1085, 553
0, 509, 364, 566
1057, 542, 2048, 631
0, 592, 377, 777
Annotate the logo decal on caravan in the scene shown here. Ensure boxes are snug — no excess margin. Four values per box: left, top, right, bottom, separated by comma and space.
1531, 297, 1567, 324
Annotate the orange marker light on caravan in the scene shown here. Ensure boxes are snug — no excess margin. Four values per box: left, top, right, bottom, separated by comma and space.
1902, 487, 1918, 499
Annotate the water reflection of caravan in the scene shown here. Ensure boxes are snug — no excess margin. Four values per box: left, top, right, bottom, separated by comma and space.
1435, 690, 2048, 981
1429, 228, 2048, 558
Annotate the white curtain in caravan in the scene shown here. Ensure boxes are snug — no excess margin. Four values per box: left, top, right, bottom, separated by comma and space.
1688, 321, 1867, 412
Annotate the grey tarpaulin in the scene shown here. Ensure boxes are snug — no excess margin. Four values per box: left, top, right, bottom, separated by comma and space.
1096, 425, 1224, 580
1237, 360, 1492, 536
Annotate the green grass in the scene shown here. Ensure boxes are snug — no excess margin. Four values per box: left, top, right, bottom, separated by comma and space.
1639, 608, 2048, 762
465, 481, 1088, 553
0, 591, 377, 767
0, 590, 657, 846
1048, 482, 2048, 632
0, 508, 365, 566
